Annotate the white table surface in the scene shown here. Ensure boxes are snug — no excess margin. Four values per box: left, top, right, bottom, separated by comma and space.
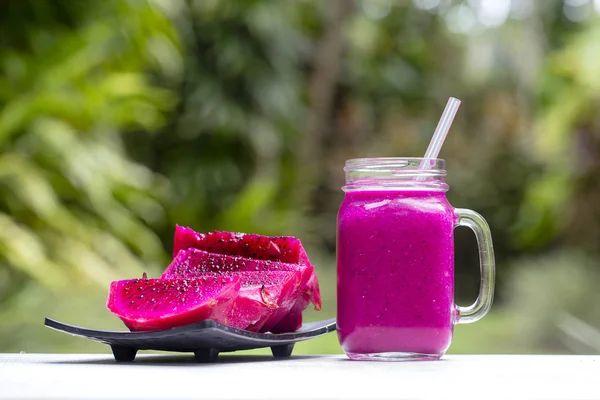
1, 353, 598, 400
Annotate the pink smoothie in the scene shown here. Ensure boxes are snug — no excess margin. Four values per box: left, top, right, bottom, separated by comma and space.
336, 190, 458, 357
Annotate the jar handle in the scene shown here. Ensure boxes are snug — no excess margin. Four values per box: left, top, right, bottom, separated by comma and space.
454, 208, 496, 324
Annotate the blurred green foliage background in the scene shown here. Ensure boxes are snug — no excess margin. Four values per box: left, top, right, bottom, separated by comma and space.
1, 0, 600, 356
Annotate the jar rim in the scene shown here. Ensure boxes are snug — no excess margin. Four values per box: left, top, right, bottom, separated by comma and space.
346, 157, 445, 162
342, 157, 448, 192
345, 157, 445, 166
344, 157, 446, 172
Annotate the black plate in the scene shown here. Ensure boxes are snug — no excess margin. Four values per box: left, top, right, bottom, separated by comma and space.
44, 317, 337, 363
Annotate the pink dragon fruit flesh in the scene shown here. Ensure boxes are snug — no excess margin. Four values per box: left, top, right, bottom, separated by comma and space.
270, 294, 309, 334
270, 273, 319, 333
173, 225, 307, 263
162, 248, 312, 332
164, 266, 300, 332
106, 276, 240, 332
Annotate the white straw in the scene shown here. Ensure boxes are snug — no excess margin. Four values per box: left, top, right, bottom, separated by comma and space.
418, 97, 461, 172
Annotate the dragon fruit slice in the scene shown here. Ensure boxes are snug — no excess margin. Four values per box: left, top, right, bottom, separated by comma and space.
173, 225, 322, 312
162, 248, 313, 332
174, 225, 304, 263
164, 266, 299, 332
106, 276, 240, 332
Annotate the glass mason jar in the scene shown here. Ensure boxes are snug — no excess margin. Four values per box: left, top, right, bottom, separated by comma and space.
336, 158, 495, 361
